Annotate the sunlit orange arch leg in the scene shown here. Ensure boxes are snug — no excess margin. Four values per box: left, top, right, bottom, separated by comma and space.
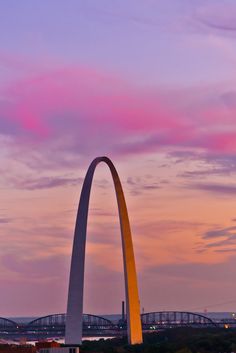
65, 156, 143, 345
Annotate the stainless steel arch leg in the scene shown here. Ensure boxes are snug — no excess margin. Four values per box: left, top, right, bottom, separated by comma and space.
65, 157, 143, 345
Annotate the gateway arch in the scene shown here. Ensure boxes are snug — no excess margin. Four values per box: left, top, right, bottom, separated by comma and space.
65, 157, 143, 345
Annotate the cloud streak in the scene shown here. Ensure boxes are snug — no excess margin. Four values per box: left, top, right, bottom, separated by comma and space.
196, 224, 236, 254
194, 2, 236, 34
6, 175, 82, 190
203, 226, 236, 239
0, 217, 12, 224
126, 176, 162, 196
189, 183, 236, 195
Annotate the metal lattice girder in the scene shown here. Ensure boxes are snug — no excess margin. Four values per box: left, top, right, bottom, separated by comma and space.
0, 317, 18, 329
141, 311, 217, 328
26, 313, 115, 330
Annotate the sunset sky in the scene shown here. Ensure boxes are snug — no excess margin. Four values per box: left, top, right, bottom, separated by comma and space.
1, 0, 236, 317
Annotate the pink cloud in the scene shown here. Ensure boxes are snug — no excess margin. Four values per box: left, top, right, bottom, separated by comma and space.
1, 65, 188, 138
1, 62, 236, 163
205, 132, 236, 152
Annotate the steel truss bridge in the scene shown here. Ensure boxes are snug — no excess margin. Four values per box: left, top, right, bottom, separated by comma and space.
26, 313, 115, 338
142, 311, 217, 330
0, 311, 226, 340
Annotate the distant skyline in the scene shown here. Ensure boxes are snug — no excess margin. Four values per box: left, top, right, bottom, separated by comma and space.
1, 0, 236, 316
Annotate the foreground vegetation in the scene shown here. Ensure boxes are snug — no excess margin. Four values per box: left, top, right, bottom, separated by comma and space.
81, 328, 236, 353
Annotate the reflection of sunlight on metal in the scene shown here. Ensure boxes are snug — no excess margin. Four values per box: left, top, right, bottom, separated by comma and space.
65, 157, 143, 345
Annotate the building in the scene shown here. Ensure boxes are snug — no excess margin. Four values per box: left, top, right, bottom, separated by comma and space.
36, 342, 79, 353
38, 347, 79, 353
35, 342, 60, 350
0, 344, 36, 353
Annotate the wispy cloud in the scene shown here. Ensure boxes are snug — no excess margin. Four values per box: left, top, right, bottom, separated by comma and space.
215, 248, 236, 253
0, 217, 12, 224
203, 226, 236, 239
8, 175, 82, 190
189, 183, 236, 195
126, 176, 162, 196
196, 224, 236, 253
194, 2, 236, 34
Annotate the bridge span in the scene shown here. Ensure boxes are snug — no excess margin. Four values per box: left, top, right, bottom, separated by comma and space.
0, 311, 225, 340
142, 311, 217, 330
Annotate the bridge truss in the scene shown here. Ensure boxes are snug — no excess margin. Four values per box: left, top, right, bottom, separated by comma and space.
141, 311, 217, 329
0, 311, 221, 340
25, 313, 115, 337
0, 317, 18, 333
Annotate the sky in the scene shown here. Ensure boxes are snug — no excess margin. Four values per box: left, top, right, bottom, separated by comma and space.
1, 0, 236, 317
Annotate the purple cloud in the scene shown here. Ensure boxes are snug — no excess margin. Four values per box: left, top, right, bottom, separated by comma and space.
194, 2, 236, 34
2, 175, 83, 190
196, 224, 236, 253
189, 183, 236, 195
203, 226, 236, 239
0, 217, 12, 224
126, 176, 162, 196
